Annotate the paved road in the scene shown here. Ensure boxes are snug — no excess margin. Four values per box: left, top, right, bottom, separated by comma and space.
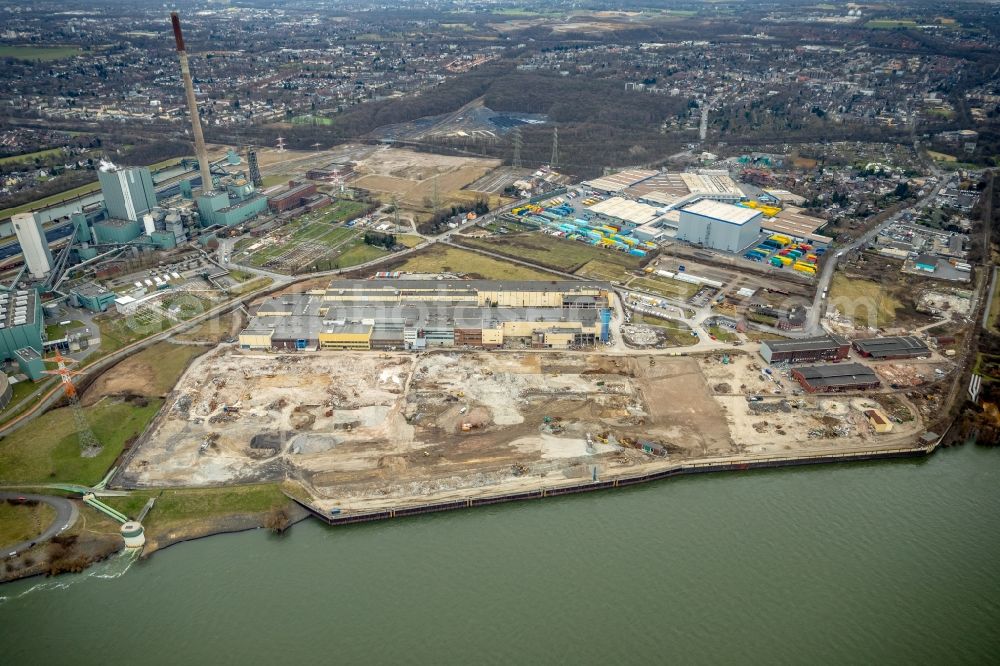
806, 178, 945, 334
0, 492, 78, 557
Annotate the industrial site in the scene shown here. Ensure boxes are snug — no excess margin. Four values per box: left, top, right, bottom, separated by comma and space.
0, 2, 996, 583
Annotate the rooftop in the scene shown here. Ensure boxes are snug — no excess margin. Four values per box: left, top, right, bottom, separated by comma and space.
853, 336, 930, 357
763, 334, 848, 354
682, 199, 762, 226
583, 169, 658, 193
794, 362, 880, 388
586, 197, 662, 226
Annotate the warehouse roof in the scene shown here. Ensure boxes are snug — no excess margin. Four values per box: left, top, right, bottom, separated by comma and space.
679, 173, 742, 197
760, 206, 832, 244
794, 362, 880, 389
583, 169, 658, 193
681, 199, 761, 225
586, 197, 662, 226
245, 304, 602, 341
762, 334, 848, 354
852, 336, 929, 357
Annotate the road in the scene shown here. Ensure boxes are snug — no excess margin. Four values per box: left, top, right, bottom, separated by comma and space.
806, 164, 945, 334
0, 492, 78, 557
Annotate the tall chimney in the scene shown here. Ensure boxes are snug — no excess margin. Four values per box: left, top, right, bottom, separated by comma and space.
171, 12, 214, 193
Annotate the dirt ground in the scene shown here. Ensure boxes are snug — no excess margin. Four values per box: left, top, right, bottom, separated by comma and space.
349, 148, 501, 207
121, 350, 732, 504
699, 352, 926, 455
119, 343, 931, 512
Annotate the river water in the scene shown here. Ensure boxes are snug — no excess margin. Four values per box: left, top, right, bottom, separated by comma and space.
2, 445, 999, 664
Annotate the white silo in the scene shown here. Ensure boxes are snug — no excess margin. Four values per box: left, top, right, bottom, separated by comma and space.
143, 213, 156, 236
11, 212, 53, 279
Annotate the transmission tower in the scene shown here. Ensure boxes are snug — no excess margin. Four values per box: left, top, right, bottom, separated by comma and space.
431, 174, 440, 213
550, 127, 559, 169
246, 146, 263, 187
512, 127, 523, 169
44, 351, 102, 458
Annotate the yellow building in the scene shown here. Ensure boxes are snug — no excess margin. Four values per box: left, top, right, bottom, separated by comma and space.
318, 323, 373, 350
864, 409, 893, 434
239, 328, 274, 348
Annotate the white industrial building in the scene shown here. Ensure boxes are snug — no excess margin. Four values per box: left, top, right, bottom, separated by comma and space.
586, 197, 662, 229
11, 212, 53, 279
677, 200, 762, 252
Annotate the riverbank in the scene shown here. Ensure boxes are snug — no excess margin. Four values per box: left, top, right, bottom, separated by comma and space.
293, 436, 942, 525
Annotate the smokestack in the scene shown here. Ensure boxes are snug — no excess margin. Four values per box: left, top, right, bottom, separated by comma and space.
171, 12, 214, 194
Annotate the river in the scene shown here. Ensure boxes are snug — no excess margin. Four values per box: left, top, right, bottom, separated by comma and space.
2, 445, 999, 664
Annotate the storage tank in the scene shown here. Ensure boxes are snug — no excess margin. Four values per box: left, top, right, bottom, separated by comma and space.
143, 213, 156, 236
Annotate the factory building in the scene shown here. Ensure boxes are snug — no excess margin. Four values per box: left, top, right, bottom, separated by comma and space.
852, 336, 930, 360
791, 362, 881, 394
197, 176, 269, 227
0, 290, 46, 376
98, 164, 158, 222
269, 181, 318, 213
241, 280, 613, 351
70, 282, 118, 313
677, 199, 761, 252
759, 334, 850, 365
92, 217, 144, 245
11, 212, 53, 279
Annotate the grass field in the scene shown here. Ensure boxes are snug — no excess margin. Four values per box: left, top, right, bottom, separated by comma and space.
829, 274, 901, 328
397, 234, 424, 248
0, 147, 64, 166
0, 46, 81, 61
575, 259, 633, 283
707, 325, 739, 343
100, 484, 292, 529
291, 114, 334, 126
927, 150, 958, 162
629, 276, 700, 300
0, 398, 163, 485
397, 246, 559, 280
0, 179, 102, 220
262, 174, 291, 188
317, 199, 369, 224
866, 19, 917, 29
0, 501, 57, 549
44, 319, 85, 340
461, 233, 644, 273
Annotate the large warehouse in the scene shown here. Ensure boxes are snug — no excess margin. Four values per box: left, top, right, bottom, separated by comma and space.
241, 280, 614, 351
791, 363, 881, 394
759, 334, 850, 365
852, 336, 930, 359
677, 199, 762, 252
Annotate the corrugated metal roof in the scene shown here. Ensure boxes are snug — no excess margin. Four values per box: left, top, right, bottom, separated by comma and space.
682, 199, 761, 225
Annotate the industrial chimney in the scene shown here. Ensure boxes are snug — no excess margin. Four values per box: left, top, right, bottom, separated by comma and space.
171, 12, 214, 194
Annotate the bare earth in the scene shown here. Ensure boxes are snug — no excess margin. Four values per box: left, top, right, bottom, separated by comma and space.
120, 347, 925, 513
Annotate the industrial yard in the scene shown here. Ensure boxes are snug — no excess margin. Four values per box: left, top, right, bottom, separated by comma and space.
119, 345, 926, 512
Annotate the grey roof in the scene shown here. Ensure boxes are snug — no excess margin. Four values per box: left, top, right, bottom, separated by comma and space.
762, 334, 848, 354
853, 336, 929, 357
794, 362, 880, 388
249, 303, 601, 342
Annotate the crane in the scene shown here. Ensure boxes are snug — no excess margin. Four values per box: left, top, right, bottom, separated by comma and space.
44, 351, 102, 458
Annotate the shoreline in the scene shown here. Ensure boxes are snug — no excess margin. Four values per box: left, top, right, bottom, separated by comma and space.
292, 439, 942, 526
0, 435, 946, 587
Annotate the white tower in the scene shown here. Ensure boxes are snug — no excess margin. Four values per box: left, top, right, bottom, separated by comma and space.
11, 212, 53, 279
